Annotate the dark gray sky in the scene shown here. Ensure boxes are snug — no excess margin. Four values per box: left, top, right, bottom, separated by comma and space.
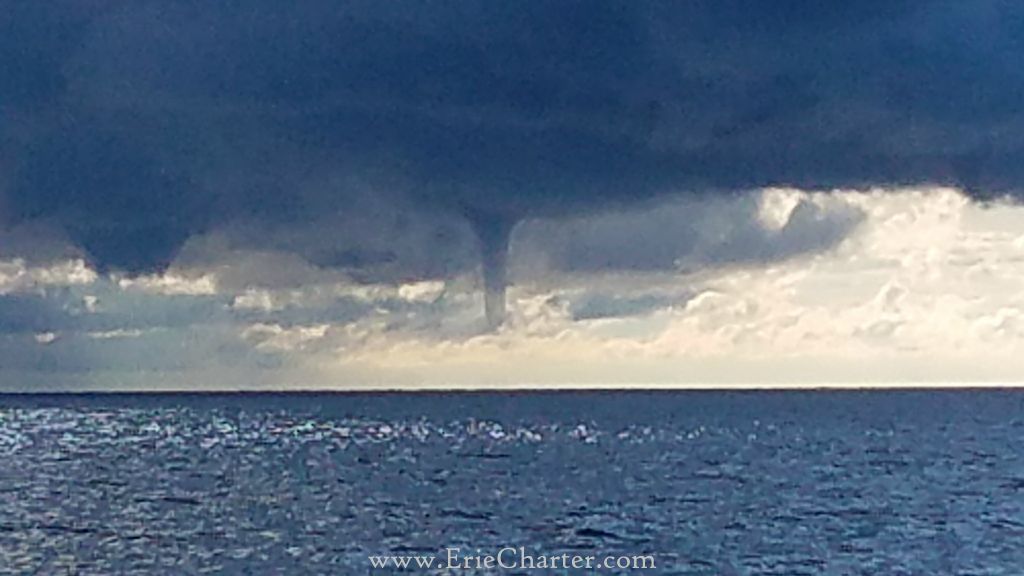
3, 0, 1023, 275
3, 2, 1024, 388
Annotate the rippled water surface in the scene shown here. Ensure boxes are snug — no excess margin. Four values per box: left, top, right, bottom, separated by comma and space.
1, 391, 1023, 574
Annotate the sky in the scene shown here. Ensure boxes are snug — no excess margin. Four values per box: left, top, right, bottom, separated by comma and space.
3, 2, 1024, 389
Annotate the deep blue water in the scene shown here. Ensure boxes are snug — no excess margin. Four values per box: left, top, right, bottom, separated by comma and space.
0, 391, 1023, 575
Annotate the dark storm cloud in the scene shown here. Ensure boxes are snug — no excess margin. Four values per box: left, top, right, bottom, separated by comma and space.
2, 1, 1023, 299
0, 288, 226, 335
514, 194, 863, 274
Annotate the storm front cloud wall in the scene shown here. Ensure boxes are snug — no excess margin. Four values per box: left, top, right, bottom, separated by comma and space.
3, 1, 1024, 325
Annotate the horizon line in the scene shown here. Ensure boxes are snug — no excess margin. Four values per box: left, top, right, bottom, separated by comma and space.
2, 381, 1024, 395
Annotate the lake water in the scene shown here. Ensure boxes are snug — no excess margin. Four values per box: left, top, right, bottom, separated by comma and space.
0, 391, 1022, 574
